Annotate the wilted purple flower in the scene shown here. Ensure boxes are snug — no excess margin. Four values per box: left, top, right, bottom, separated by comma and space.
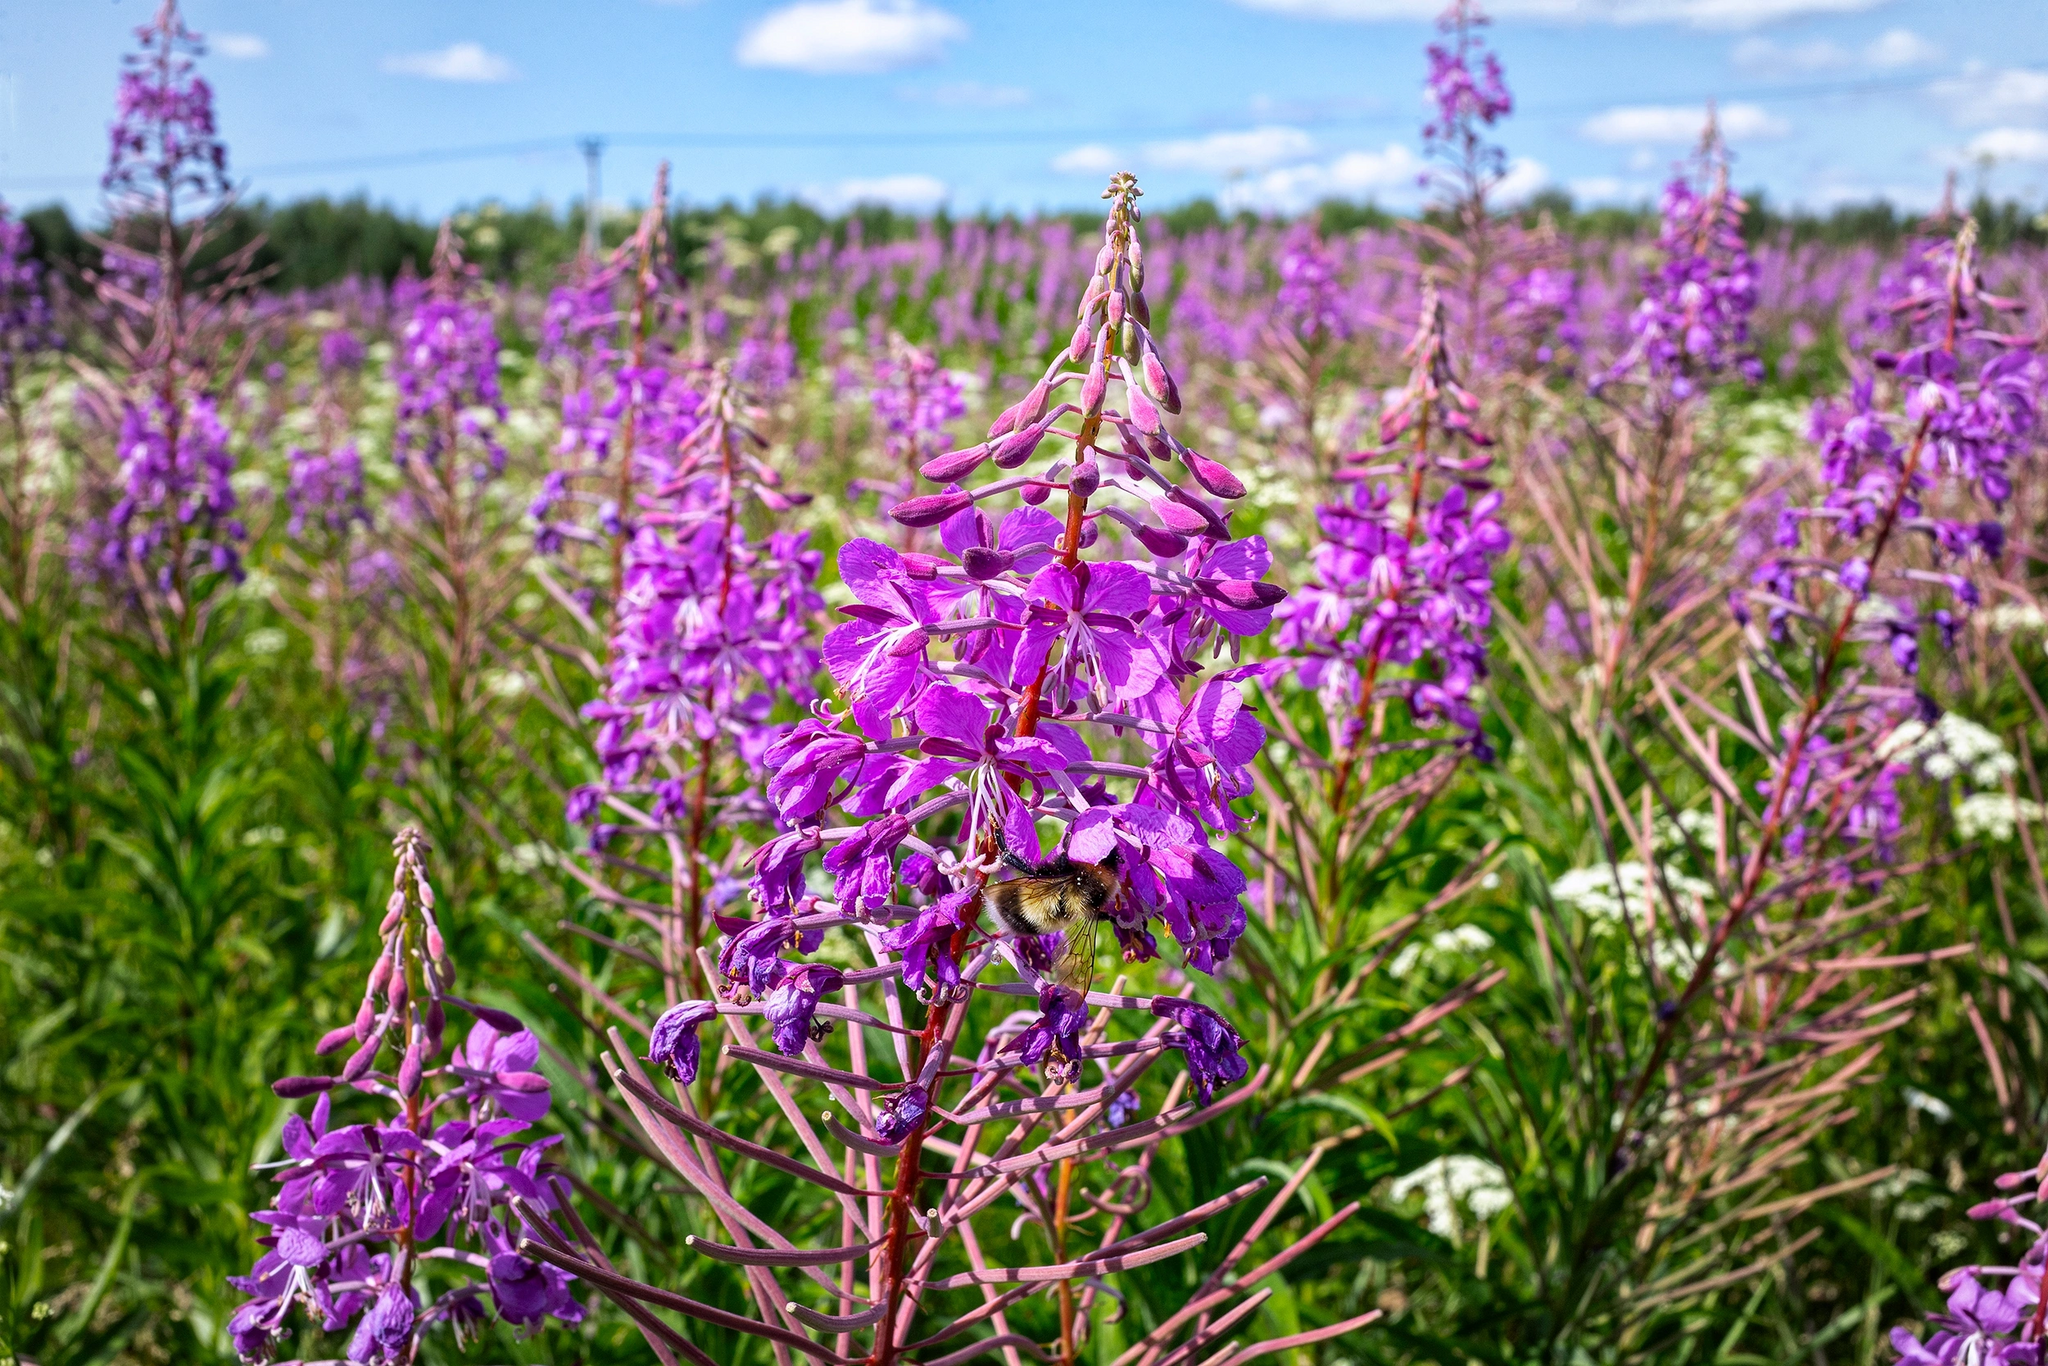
647, 999, 718, 1083
1151, 997, 1250, 1105
874, 1083, 930, 1144
762, 961, 845, 1055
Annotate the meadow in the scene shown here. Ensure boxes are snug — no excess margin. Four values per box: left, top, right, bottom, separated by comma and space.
5, 5, 2048, 1366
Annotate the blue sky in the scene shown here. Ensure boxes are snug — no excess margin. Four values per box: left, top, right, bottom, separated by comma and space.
2, 0, 2045, 222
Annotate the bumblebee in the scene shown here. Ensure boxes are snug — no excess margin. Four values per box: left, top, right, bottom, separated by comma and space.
981, 834, 1121, 996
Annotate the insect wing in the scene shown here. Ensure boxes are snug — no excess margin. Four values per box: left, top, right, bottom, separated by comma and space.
1054, 915, 1099, 996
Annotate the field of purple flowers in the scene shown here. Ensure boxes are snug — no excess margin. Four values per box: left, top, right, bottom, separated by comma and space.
6, 3, 2048, 1365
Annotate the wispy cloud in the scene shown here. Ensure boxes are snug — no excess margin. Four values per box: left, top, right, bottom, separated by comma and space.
1221, 143, 1429, 211
380, 42, 519, 83
1733, 27, 1939, 76
1966, 127, 2048, 163
1930, 64, 2048, 128
1051, 144, 1124, 176
801, 173, 950, 211
899, 80, 1029, 108
1144, 126, 1316, 173
213, 33, 269, 60
738, 0, 967, 75
1580, 101, 1787, 145
1226, 0, 1886, 28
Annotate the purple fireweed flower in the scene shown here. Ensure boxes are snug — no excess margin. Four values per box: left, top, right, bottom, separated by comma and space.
392, 234, 506, 477
708, 175, 1268, 1113
1593, 118, 1762, 397
647, 999, 719, 1083
865, 333, 966, 528
1894, 1138, 2048, 1365
1422, 0, 1514, 213
285, 441, 367, 537
0, 202, 58, 390
78, 394, 244, 594
1276, 282, 1507, 756
319, 328, 365, 376
103, 0, 229, 220
234, 830, 580, 1362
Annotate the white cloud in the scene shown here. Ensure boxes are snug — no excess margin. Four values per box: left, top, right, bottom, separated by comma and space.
802, 173, 949, 212
1734, 27, 1937, 75
1494, 156, 1550, 204
1932, 65, 2048, 128
1227, 0, 1886, 27
1051, 144, 1124, 176
213, 32, 269, 60
738, 0, 966, 74
1966, 127, 2048, 163
1145, 125, 1317, 173
1221, 143, 1427, 211
1568, 175, 1648, 202
1863, 28, 1940, 69
1580, 101, 1787, 144
901, 80, 1029, 107
1732, 36, 1846, 74
380, 42, 518, 82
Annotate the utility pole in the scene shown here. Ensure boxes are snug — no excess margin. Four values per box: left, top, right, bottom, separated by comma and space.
580, 136, 604, 259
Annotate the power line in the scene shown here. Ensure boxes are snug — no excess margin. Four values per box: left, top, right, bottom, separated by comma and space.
2, 66, 2036, 195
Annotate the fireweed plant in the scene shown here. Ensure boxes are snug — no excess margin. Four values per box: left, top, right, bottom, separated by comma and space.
854, 332, 966, 541
233, 829, 586, 1362
508, 173, 1381, 1366
380, 224, 527, 887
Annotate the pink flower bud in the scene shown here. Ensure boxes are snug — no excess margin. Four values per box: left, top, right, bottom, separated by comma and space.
368, 954, 393, 994
902, 552, 948, 580
398, 1042, 424, 1098
922, 444, 991, 482
892, 491, 974, 528
353, 997, 376, 1039
1070, 459, 1101, 498
1106, 290, 1125, 327
1200, 579, 1289, 609
496, 1071, 552, 1093
1142, 349, 1182, 414
317, 1025, 358, 1056
1122, 362, 1164, 435
1081, 327, 1111, 415
988, 399, 1024, 439
1130, 522, 1189, 558
272, 1076, 339, 1098
1152, 496, 1212, 535
1094, 242, 1115, 276
1021, 479, 1051, 506
379, 905, 403, 935
1068, 319, 1092, 362
961, 546, 1015, 580
1183, 448, 1247, 500
1078, 520, 1101, 549
342, 1037, 380, 1082
426, 927, 446, 962
993, 417, 1053, 469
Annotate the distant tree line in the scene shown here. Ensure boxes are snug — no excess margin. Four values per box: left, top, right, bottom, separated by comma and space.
12, 187, 2043, 294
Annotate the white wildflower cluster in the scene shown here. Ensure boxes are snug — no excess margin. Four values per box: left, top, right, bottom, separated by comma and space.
1880, 713, 2017, 787
1388, 924, 1495, 978
1550, 861, 1714, 976
1388, 1155, 1512, 1238
1955, 793, 2046, 843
